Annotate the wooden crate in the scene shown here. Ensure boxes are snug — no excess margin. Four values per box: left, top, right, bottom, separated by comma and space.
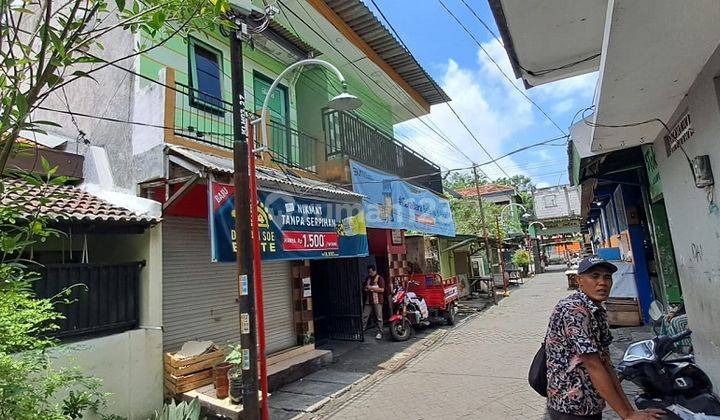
606, 298, 643, 327
164, 346, 226, 395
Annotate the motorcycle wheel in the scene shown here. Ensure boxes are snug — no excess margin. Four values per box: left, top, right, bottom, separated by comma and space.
390, 319, 412, 341
445, 302, 457, 326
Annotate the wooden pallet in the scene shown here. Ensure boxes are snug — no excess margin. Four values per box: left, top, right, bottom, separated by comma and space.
164, 346, 225, 395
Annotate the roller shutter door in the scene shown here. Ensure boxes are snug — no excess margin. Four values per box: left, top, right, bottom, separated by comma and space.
163, 217, 240, 352
261, 261, 296, 355
163, 217, 296, 355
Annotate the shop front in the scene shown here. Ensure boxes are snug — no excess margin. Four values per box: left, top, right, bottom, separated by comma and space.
151, 146, 368, 389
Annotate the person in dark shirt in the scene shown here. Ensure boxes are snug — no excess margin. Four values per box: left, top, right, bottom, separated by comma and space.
362, 265, 385, 340
545, 256, 664, 420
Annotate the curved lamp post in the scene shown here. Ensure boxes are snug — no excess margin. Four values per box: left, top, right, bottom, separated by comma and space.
252, 58, 362, 150
528, 221, 547, 235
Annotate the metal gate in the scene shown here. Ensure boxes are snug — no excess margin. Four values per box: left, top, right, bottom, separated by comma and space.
311, 256, 374, 342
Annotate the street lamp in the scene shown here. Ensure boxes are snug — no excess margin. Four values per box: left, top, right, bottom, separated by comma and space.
252, 58, 362, 150
247, 58, 360, 418
499, 202, 530, 227
528, 221, 547, 234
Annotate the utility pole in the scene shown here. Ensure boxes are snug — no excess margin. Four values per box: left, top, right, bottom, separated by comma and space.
230, 23, 260, 419
472, 166, 497, 304
495, 214, 509, 296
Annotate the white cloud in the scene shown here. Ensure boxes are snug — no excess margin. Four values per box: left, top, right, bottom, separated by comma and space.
552, 99, 575, 115
397, 39, 534, 179
534, 72, 598, 101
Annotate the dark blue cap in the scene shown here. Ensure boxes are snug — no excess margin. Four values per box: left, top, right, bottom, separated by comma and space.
577, 256, 618, 274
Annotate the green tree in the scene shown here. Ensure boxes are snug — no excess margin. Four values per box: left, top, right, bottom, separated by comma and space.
0, 0, 231, 173
0, 171, 119, 419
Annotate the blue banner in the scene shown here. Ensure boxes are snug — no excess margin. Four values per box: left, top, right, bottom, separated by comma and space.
210, 182, 369, 262
349, 161, 456, 237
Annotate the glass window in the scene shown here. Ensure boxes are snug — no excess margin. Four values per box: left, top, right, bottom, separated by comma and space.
253, 72, 291, 164
189, 38, 223, 111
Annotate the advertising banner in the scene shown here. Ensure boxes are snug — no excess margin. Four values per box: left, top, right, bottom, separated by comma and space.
349, 160, 456, 237
209, 181, 369, 262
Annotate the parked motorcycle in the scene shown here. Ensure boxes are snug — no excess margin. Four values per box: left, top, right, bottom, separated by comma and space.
617, 329, 720, 418
388, 282, 430, 342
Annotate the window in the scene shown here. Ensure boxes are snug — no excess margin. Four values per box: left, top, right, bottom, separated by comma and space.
189, 38, 224, 112
543, 195, 558, 208
253, 72, 292, 163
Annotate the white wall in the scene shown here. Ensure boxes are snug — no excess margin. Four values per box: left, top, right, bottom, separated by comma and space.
51, 329, 163, 420
534, 185, 581, 220
653, 42, 720, 387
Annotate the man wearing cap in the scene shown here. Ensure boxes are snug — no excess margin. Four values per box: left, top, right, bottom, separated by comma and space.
544, 256, 664, 420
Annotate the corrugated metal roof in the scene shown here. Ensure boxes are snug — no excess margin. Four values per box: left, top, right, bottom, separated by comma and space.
324, 0, 451, 106
166, 145, 363, 200
1, 178, 159, 224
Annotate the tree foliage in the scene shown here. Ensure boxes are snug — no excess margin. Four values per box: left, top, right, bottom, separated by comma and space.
0, 171, 120, 419
0, 0, 231, 173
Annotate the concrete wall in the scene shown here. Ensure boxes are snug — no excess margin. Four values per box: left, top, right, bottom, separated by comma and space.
534, 185, 581, 220
652, 42, 720, 386
51, 329, 163, 420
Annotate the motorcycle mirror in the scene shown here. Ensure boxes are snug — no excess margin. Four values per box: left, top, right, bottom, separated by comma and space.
648, 300, 664, 322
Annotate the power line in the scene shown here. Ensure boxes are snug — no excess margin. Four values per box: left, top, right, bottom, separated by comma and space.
369, 0, 510, 178
280, 0, 480, 172
436, 0, 567, 136
459, 0, 600, 78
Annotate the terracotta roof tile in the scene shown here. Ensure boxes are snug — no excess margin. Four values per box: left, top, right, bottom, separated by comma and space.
454, 183, 515, 198
1, 178, 158, 224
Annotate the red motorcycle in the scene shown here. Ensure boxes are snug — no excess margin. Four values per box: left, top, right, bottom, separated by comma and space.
388, 274, 459, 341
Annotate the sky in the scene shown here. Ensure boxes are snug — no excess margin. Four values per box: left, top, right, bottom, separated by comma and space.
364, 0, 598, 188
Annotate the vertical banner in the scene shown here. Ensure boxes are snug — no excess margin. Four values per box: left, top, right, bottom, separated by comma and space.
209, 181, 369, 262
349, 160, 456, 237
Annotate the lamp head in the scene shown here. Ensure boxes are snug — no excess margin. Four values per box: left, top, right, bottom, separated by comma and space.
521, 212, 532, 219
327, 91, 362, 111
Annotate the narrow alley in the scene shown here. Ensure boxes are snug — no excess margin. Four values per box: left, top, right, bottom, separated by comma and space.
307, 267, 570, 419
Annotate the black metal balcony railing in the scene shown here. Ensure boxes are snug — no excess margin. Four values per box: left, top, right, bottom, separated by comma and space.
172, 82, 317, 171
174, 81, 234, 149
322, 109, 443, 193
35, 263, 143, 339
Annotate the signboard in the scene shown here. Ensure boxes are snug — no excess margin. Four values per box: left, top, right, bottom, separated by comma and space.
349, 160, 456, 237
209, 181, 369, 262
642, 144, 663, 202
664, 112, 694, 156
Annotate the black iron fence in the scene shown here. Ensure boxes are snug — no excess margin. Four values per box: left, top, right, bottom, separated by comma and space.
322, 109, 443, 193
36, 262, 143, 339
173, 81, 234, 149
172, 83, 317, 171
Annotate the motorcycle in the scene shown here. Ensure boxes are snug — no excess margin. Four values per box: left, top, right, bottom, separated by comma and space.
388, 281, 430, 342
617, 329, 720, 418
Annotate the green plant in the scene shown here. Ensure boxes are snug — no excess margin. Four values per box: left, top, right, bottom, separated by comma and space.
0, 172, 120, 420
512, 250, 532, 268
151, 398, 203, 420
0, 0, 232, 174
303, 332, 315, 345
225, 344, 242, 368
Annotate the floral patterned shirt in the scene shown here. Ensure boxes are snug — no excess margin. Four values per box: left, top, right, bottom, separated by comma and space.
545, 291, 613, 416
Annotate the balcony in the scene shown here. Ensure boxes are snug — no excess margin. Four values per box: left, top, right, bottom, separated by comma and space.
35, 262, 143, 339
169, 79, 317, 172
322, 109, 443, 194
163, 69, 443, 191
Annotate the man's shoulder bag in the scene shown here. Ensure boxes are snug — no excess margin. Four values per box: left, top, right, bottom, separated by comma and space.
528, 343, 548, 397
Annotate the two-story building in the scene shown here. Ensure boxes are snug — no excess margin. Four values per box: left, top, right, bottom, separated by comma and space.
32, 0, 451, 416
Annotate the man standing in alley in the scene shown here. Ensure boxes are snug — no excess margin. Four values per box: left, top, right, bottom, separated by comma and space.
545, 256, 664, 420
362, 265, 385, 340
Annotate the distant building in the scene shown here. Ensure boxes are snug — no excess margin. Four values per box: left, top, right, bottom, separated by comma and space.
533, 185, 581, 220
454, 183, 519, 205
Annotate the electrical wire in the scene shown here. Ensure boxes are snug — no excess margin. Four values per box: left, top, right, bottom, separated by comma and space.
281, 0, 481, 173
436, 0, 567, 136
369, 0, 510, 178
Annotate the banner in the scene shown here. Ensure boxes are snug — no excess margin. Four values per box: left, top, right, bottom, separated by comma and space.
349, 160, 456, 237
209, 181, 369, 262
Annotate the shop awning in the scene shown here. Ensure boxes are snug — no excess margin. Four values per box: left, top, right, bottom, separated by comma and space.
166, 145, 363, 201
441, 236, 478, 253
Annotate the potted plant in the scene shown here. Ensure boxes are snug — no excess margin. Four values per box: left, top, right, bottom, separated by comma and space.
512, 250, 532, 278
226, 344, 243, 404
212, 361, 232, 399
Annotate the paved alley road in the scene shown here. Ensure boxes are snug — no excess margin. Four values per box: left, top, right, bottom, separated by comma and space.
307, 267, 572, 420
